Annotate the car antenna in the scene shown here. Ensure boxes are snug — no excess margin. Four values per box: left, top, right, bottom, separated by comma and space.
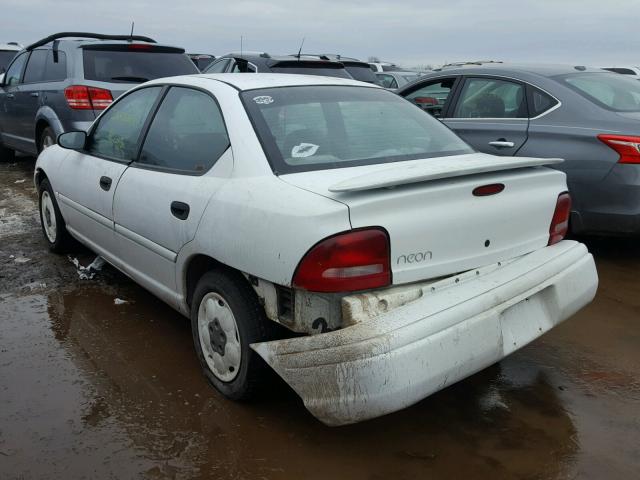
296, 37, 305, 60
240, 35, 243, 58
129, 21, 135, 42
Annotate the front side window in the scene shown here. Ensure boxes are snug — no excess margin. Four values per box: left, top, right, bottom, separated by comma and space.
242, 86, 472, 174
138, 87, 229, 173
403, 77, 456, 117
87, 87, 161, 161
453, 77, 527, 118
559, 72, 640, 112
0, 50, 18, 72
4, 52, 27, 86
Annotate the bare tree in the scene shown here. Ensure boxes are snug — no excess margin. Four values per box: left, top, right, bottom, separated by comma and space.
368, 56, 380, 63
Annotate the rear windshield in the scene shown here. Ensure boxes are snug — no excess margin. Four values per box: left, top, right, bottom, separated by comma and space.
559, 72, 640, 111
0, 50, 18, 72
269, 63, 352, 79
344, 64, 379, 84
242, 85, 472, 174
83, 49, 198, 83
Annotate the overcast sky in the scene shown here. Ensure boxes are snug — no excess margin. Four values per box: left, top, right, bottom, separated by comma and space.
2, 0, 640, 67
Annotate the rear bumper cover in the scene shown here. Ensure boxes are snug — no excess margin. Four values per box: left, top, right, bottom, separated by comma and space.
252, 241, 598, 426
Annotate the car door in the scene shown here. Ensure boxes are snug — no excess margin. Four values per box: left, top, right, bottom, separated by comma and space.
55, 86, 163, 256
112, 86, 232, 299
15, 49, 47, 150
402, 76, 461, 119
444, 76, 529, 156
0, 51, 29, 150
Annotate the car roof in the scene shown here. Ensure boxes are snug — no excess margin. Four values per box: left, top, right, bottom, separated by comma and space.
190, 73, 377, 90
433, 63, 604, 78
0, 43, 22, 51
379, 71, 421, 75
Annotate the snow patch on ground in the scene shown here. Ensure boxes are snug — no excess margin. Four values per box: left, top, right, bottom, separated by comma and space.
68, 256, 106, 280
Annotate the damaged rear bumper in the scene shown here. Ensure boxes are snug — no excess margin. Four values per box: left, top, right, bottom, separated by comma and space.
251, 241, 598, 426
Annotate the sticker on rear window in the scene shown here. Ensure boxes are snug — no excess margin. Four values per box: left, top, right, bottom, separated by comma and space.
253, 95, 274, 105
291, 143, 319, 158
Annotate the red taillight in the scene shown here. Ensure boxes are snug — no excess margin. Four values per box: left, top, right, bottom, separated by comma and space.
598, 134, 640, 164
64, 85, 113, 110
128, 43, 152, 50
473, 183, 505, 196
548, 192, 571, 245
293, 228, 391, 293
414, 96, 439, 105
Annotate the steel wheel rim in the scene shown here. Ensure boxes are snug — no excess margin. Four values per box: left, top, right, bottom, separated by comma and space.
197, 292, 241, 382
41, 191, 57, 243
42, 134, 54, 150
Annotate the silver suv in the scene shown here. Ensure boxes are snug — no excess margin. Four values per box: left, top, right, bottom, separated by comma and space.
0, 32, 198, 161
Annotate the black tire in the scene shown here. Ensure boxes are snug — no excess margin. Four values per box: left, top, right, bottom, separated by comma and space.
0, 141, 15, 162
38, 126, 56, 153
38, 178, 72, 253
191, 269, 273, 400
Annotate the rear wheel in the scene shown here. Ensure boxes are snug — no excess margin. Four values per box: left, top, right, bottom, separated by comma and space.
39, 127, 56, 153
191, 269, 273, 400
38, 178, 72, 252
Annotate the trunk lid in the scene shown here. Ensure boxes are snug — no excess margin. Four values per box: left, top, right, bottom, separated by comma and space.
280, 153, 566, 285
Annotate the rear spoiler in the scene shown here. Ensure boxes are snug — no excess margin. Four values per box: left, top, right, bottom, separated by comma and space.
269, 60, 345, 69
25, 32, 157, 51
328, 155, 564, 193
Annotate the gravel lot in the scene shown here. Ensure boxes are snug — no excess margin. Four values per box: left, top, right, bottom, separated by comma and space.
1, 157, 638, 479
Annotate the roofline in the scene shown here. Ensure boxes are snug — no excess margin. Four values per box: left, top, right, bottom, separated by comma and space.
25, 32, 157, 51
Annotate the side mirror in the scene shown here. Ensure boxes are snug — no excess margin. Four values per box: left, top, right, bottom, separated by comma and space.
58, 131, 87, 150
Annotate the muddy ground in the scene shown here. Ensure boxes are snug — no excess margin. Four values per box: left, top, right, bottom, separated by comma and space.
0, 157, 638, 480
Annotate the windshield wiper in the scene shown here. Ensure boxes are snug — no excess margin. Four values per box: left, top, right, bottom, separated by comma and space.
110, 76, 150, 83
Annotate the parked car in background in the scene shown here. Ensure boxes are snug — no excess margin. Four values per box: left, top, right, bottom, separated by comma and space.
601, 66, 640, 77
34, 72, 597, 425
369, 61, 399, 72
0, 32, 198, 161
188, 53, 216, 71
398, 63, 640, 236
0, 42, 21, 75
203, 52, 353, 79
376, 70, 422, 90
295, 54, 380, 84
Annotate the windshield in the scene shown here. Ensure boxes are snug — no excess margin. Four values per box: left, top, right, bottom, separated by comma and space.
559, 72, 640, 111
242, 85, 472, 174
0, 50, 18, 72
83, 49, 198, 83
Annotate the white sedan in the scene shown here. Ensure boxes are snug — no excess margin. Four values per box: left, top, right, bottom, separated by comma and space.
34, 73, 598, 425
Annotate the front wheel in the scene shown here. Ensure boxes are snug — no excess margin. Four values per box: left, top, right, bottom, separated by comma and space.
191, 269, 273, 400
38, 178, 72, 252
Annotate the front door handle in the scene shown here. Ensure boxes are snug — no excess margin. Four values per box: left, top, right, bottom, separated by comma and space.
6, 93, 14, 99
99, 176, 112, 191
170, 201, 190, 220
488, 140, 515, 149
30, 92, 39, 97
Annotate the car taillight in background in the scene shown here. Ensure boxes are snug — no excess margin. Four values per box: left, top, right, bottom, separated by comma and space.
293, 228, 391, 293
413, 96, 439, 106
548, 192, 572, 246
64, 85, 113, 110
598, 134, 640, 164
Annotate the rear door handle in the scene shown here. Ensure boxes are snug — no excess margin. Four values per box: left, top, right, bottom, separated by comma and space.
30, 92, 39, 97
488, 140, 515, 149
99, 176, 112, 191
170, 201, 190, 220
6, 93, 14, 99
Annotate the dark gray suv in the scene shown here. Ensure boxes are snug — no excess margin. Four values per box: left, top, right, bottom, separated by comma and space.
0, 32, 198, 161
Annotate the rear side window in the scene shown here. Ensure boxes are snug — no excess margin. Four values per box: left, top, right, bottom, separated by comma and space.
23, 49, 67, 83
138, 87, 229, 173
204, 58, 231, 73
83, 48, 197, 83
87, 87, 161, 161
560, 72, 640, 112
453, 77, 527, 118
377, 74, 398, 89
344, 65, 379, 84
